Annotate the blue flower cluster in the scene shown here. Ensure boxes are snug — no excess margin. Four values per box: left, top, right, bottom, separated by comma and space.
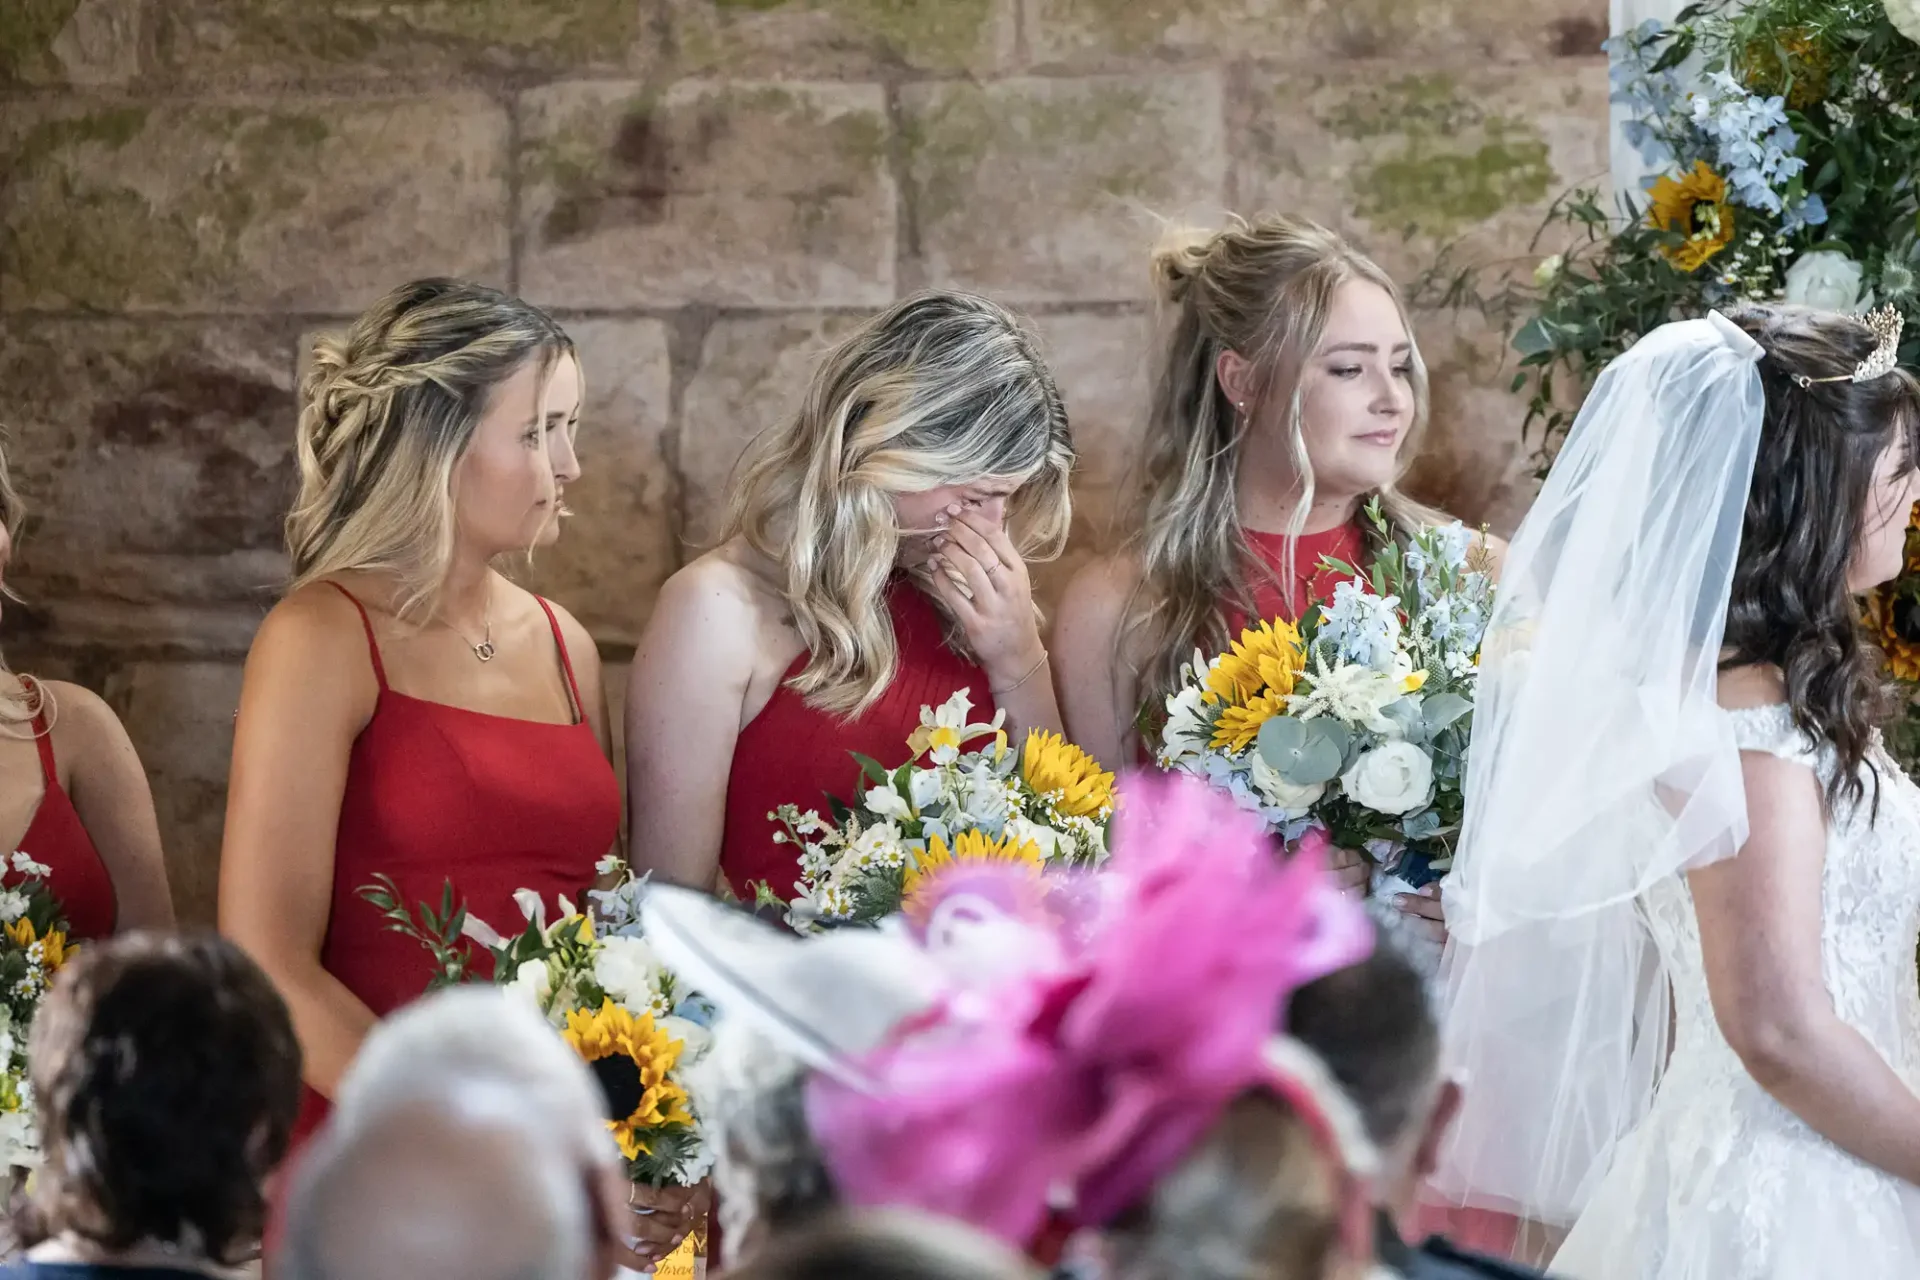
1606, 20, 1826, 233
1690, 72, 1826, 230
1317, 579, 1403, 673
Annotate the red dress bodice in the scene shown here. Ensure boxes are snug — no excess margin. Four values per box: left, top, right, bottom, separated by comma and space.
1230, 522, 1368, 634
718, 577, 994, 901
13, 678, 116, 941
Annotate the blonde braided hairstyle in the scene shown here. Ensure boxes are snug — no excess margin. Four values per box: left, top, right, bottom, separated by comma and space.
288, 278, 576, 621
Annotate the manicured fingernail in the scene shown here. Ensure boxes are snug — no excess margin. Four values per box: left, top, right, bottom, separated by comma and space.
934, 535, 947, 547
947, 503, 962, 514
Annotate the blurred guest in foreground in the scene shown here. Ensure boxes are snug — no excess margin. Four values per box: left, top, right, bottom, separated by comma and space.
279, 986, 652, 1280
1, 934, 300, 1279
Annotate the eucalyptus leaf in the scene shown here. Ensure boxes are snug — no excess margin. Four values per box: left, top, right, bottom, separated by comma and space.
1421, 692, 1473, 734
1512, 316, 1554, 356
1256, 715, 1348, 786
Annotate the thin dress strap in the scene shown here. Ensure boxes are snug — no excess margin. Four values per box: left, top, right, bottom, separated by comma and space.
325, 582, 390, 692
535, 597, 584, 724
18, 676, 55, 785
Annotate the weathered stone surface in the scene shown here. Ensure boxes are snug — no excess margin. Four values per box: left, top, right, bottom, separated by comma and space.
519, 80, 894, 309
656, 0, 1016, 78
1230, 63, 1611, 287
107, 660, 245, 927
1025, 308, 1150, 608
0, 319, 298, 656
901, 73, 1227, 303
1, 96, 510, 312
1403, 308, 1536, 537
1027, 0, 1608, 70
677, 312, 869, 549
522, 319, 676, 649
0, 0, 142, 86
147, 0, 646, 85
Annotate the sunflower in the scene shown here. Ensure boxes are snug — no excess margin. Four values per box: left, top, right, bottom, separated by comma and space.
902, 829, 1047, 921
4, 917, 72, 971
1204, 618, 1306, 707
1648, 161, 1735, 273
903, 829, 1045, 897
1869, 586, 1920, 683
1021, 730, 1116, 819
1210, 690, 1289, 755
562, 1000, 692, 1161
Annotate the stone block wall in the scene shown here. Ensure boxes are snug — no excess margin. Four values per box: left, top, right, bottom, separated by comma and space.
0, 0, 1609, 923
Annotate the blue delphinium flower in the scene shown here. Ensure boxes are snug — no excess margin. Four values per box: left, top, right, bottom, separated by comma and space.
1317, 579, 1403, 673
1689, 72, 1807, 217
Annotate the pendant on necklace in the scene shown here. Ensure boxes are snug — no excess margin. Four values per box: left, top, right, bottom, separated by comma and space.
474, 641, 496, 662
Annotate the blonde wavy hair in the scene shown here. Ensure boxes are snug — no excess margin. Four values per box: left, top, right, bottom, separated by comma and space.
288, 278, 576, 619
0, 434, 46, 736
725, 292, 1074, 718
1127, 213, 1444, 718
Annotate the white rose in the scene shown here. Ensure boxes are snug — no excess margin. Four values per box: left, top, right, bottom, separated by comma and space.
505, 960, 553, 1009
1248, 755, 1327, 816
1340, 742, 1435, 815
1532, 253, 1564, 288
1783, 250, 1865, 312
592, 935, 665, 1013
864, 786, 913, 821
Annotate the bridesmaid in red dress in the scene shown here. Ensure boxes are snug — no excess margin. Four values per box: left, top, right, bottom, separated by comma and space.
1052, 215, 1512, 1255
216, 281, 675, 1268
0, 445, 172, 940
625, 291, 1074, 908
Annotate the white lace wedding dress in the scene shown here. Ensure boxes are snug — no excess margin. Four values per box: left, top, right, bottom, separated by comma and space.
1554, 705, 1920, 1278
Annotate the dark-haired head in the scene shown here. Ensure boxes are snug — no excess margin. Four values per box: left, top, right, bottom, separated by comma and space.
21, 932, 301, 1264
726, 1209, 1037, 1280
1722, 305, 1920, 813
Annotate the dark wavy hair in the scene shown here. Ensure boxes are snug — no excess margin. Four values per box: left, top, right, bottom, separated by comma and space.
1723, 305, 1920, 815
21, 932, 302, 1264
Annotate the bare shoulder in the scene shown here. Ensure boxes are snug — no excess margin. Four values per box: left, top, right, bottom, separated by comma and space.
1717, 662, 1789, 711
530, 593, 601, 671
1059, 550, 1143, 623
35, 680, 131, 759
655, 543, 782, 636
251, 580, 380, 663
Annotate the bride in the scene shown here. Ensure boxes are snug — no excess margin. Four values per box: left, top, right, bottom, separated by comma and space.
1438, 304, 1920, 1276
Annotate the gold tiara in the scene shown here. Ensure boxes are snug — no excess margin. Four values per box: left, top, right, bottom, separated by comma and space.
1792, 305, 1905, 388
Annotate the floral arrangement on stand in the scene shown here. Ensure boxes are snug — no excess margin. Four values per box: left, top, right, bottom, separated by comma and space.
1155, 504, 1494, 894
360, 861, 714, 1189
757, 690, 1116, 933
1427, 0, 1920, 466
0, 852, 74, 1171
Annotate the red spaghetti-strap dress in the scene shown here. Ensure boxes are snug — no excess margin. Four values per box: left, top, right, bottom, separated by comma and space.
11, 677, 116, 941
717, 576, 994, 901
285, 584, 622, 1150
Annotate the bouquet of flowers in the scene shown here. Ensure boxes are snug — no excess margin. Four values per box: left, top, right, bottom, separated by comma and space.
758, 689, 1116, 932
1156, 505, 1494, 889
1429, 0, 1920, 468
0, 851, 75, 1170
360, 858, 713, 1187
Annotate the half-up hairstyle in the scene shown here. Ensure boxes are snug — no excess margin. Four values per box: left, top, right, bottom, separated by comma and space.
288, 278, 576, 619
725, 292, 1074, 718
1128, 214, 1443, 719
1723, 304, 1920, 815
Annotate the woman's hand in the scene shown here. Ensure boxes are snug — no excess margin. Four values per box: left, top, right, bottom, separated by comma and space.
926, 508, 1046, 686
620, 1180, 711, 1270
1326, 844, 1372, 895
1393, 883, 1447, 946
